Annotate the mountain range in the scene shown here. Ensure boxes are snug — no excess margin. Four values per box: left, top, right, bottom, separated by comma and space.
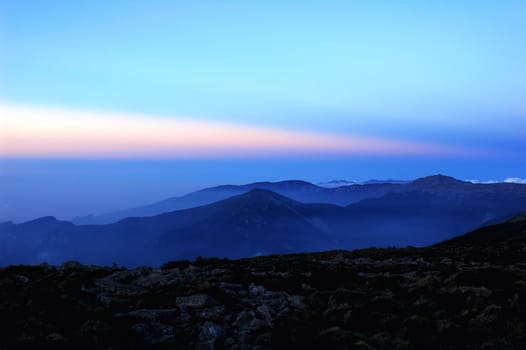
2, 174, 526, 266
72, 174, 465, 225
72, 179, 407, 225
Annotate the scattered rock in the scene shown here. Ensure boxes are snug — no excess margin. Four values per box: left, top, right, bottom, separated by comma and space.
131, 321, 175, 345
46, 332, 67, 343
1, 246, 525, 349
114, 308, 180, 322
198, 322, 225, 350
248, 283, 266, 296
176, 294, 217, 309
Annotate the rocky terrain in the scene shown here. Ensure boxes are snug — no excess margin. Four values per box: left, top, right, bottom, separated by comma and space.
1, 216, 526, 349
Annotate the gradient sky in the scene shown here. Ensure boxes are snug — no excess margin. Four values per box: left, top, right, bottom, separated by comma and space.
1, 1, 525, 222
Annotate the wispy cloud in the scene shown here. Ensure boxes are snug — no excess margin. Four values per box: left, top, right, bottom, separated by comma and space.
466, 178, 526, 184
504, 177, 526, 184
465, 179, 499, 184
0, 103, 477, 159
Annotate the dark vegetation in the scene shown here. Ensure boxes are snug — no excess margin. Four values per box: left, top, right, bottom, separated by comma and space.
1, 215, 525, 349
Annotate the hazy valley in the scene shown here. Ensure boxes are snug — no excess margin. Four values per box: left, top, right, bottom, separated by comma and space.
2, 174, 526, 267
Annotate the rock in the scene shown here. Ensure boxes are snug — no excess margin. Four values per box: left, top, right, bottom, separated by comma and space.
413, 295, 437, 313
369, 332, 393, 349
440, 257, 454, 264
332, 252, 346, 264
114, 308, 180, 322
234, 310, 268, 345
96, 293, 132, 309
95, 273, 149, 297
318, 326, 362, 347
248, 283, 266, 296
287, 295, 305, 309
197, 322, 225, 350
255, 332, 272, 346
234, 310, 256, 328
175, 312, 193, 329
410, 274, 441, 291
2, 244, 526, 349
134, 272, 164, 288
353, 340, 376, 350
198, 306, 227, 321
369, 294, 401, 314
176, 294, 217, 309
131, 321, 175, 345
402, 315, 435, 345
211, 268, 229, 276
45, 332, 66, 343
79, 319, 110, 335
60, 261, 83, 271
12, 274, 30, 284
468, 304, 503, 331
450, 267, 518, 289
301, 283, 313, 291
219, 282, 243, 290
256, 304, 273, 325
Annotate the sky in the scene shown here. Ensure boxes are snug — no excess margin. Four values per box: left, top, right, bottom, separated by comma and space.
1, 0, 525, 222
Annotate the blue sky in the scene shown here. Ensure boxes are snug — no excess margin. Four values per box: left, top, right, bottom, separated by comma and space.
1, 1, 525, 221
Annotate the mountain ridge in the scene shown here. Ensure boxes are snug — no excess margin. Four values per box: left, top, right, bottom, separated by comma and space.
72, 174, 507, 225
3, 179, 526, 266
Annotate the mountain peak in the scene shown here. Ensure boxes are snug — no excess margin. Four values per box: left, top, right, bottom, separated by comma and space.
250, 180, 320, 191
410, 174, 468, 187
215, 189, 301, 211
240, 188, 295, 202
19, 216, 74, 229
26, 216, 59, 224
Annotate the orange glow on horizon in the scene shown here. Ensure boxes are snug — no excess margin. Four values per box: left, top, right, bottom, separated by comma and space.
0, 103, 470, 158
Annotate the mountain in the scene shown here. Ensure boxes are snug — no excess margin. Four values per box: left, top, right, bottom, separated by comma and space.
437, 212, 526, 247
156, 189, 351, 260
72, 174, 506, 225
362, 179, 410, 185
343, 177, 526, 246
73, 180, 323, 224
3, 175, 526, 266
317, 179, 409, 187
0, 190, 351, 266
0, 217, 76, 265
409, 174, 469, 188
72, 179, 407, 224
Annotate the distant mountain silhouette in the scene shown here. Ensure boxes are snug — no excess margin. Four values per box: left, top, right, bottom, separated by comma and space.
156, 189, 352, 260
72, 179, 409, 224
3, 174, 526, 266
1, 190, 353, 266
343, 176, 526, 246
362, 179, 410, 185
409, 174, 468, 187
72, 174, 524, 225
73, 180, 322, 224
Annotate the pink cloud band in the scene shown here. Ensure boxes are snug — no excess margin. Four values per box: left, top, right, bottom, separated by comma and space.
0, 103, 470, 158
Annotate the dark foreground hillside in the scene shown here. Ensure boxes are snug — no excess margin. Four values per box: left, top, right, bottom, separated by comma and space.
1, 217, 526, 349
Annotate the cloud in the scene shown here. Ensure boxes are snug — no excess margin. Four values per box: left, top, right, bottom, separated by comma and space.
504, 177, 526, 184
0, 103, 475, 159
465, 179, 499, 184
466, 178, 526, 184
